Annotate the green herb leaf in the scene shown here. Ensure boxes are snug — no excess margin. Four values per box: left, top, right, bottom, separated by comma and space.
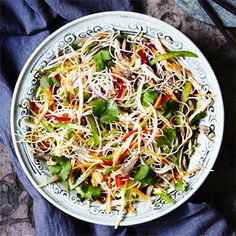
40, 76, 53, 89
141, 90, 159, 107
134, 165, 150, 181
175, 179, 186, 191
156, 128, 176, 147
141, 170, 157, 185
150, 51, 198, 65
100, 114, 118, 124
92, 99, 107, 116
99, 101, 120, 124
51, 155, 67, 165
59, 160, 72, 181
191, 111, 207, 125
156, 136, 169, 147
164, 128, 176, 143
50, 155, 71, 181
75, 184, 101, 201
48, 165, 61, 175
93, 47, 113, 71
134, 165, 157, 185
161, 98, 179, 117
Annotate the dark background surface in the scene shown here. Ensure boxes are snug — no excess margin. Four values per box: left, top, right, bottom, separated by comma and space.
0, 0, 235, 234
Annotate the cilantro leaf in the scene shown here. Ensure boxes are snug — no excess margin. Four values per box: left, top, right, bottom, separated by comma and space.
156, 128, 176, 147
161, 98, 179, 117
141, 90, 159, 107
50, 155, 71, 181
164, 128, 176, 143
51, 155, 66, 165
59, 159, 72, 181
92, 99, 120, 124
100, 114, 118, 124
75, 184, 101, 201
99, 101, 120, 124
93, 47, 113, 71
156, 136, 169, 147
92, 99, 107, 116
191, 111, 207, 125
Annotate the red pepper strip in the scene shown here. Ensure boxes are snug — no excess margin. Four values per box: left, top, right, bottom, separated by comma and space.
115, 85, 124, 100
45, 115, 71, 122
50, 103, 56, 111
122, 129, 138, 142
113, 77, 125, 101
159, 94, 172, 106
116, 150, 130, 165
48, 86, 53, 94
55, 74, 62, 82
137, 49, 148, 64
29, 100, 40, 113
103, 160, 113, 166
115, 174, 129, 187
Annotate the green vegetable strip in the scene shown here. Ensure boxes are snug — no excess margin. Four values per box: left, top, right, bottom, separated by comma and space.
150, 51, 198, 65
87, 115, 100, 146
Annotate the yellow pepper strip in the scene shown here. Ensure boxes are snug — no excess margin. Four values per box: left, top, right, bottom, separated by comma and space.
132, 187, 149, 200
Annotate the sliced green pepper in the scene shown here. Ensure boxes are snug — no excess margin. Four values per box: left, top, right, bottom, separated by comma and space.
87, 115, 100, 146
150, 51, 198, 65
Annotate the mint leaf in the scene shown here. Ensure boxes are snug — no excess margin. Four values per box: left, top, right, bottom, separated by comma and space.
134, 165, 157, 185
141, 90, 159, 107
141, 170, 157, 184
191, 111, 207, 125
161, 98, 179, 117
134, 165, 150, 181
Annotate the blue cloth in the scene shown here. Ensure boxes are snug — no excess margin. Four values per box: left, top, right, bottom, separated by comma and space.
0, 0, 235, 235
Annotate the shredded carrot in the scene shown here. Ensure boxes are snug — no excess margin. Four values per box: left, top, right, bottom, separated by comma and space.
168, 62, 192, 76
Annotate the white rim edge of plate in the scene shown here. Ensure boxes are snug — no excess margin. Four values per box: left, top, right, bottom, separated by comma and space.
10, 11, 224, 226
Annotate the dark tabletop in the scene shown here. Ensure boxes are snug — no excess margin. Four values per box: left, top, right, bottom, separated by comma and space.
0, 0, 235, 234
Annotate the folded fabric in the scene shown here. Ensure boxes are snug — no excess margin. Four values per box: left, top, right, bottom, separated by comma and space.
0, 0, 235, 235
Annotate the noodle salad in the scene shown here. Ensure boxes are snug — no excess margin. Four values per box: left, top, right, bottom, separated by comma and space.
20, 31, 212, 226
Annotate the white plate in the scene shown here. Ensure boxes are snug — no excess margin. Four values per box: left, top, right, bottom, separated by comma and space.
11, 11, 224, 226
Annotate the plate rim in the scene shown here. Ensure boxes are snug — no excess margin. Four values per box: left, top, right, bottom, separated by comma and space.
10, 11, 224, 226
